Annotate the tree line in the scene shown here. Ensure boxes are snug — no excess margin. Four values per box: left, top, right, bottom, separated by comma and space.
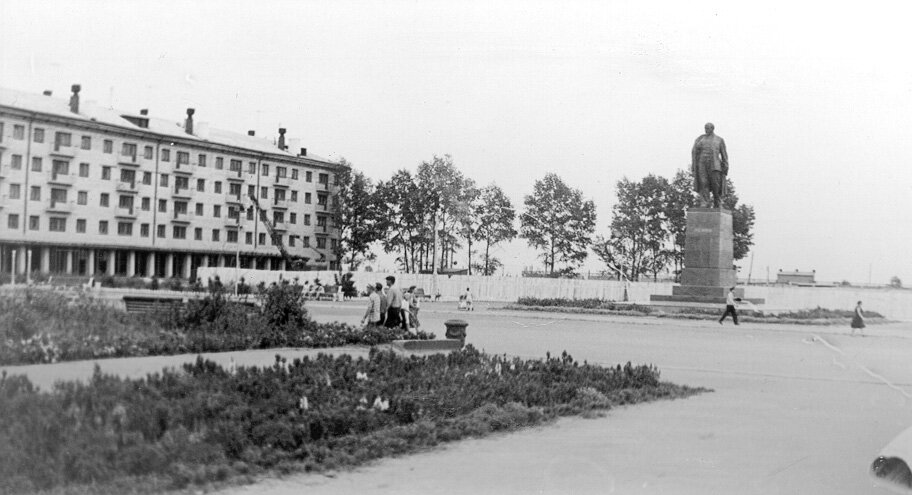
331, 155, 754, 281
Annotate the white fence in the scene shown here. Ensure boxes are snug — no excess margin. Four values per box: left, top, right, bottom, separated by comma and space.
195, 268, 912, 321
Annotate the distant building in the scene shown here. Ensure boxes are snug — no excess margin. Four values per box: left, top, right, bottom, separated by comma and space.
777, 269, 816, 285
0, 84, 343, 279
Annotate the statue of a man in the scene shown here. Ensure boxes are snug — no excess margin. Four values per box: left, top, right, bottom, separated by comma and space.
691, 122, 728, 208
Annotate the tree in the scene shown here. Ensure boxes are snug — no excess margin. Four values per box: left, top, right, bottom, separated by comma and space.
375, 170, 426, 272
665, 170, 695, 280
594, 175, 671, 282
467, 184, 517, 276
521, 174, 597, 275
331, 159, 383, 271
721, 178, 756, 261
415, 155, 475, 272
890, 276, 903, 288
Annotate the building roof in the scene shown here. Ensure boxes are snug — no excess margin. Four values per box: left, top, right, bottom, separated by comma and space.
0, 86, 334, 164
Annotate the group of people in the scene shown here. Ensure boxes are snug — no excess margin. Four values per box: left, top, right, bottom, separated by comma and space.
361, 276, 422, 330
718, 287, 867, 335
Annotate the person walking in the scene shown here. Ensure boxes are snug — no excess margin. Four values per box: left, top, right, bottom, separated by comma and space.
407, 285, 421, 329
851, 300, 866, 336
361, 284, 382, 326
718, 287, 740, 325
384, 276, 403, 328
464, 287, 474, 311
376, 282, 388, 327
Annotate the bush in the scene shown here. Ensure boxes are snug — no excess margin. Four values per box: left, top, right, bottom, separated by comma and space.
0, 349, 704, 493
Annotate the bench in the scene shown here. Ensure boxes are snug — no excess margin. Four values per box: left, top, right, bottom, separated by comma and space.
413, 288, 434, 302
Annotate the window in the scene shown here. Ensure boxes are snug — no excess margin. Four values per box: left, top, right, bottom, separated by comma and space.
318, 193, 327, 206
28, 216, 41, 230
121, 142, 137, 158
229, 159, 241, 172
172, 226, 186, 239
98, 220, 108, 234
142, 171, 152, 184
79, 162, 89, 177
9, 184, 20, 200
159, 174, 169, 187
317, 237, 327, 249
144, 146, 153, 159
317, 216, 327, 228
7, 214, 19, 229
13, 125, 25, 140
215, 181, 223, 194
141, 197, 150, 210
157, 225, 166, 238
246, 208, 254, 220
55, 132, 72, 148
247, 185, 255, 197
259, 233, 266, 245
245, 232, 253, 244
291, 191, 298, 202
102, 166, 111, 180
158, 199, 167, 212
194, 227, 202, 241
215, 157, 223, 170
291, 169, 298, 180
161, 149, 170, 162
117, 222, 133, 236
195, 203, 204, 216
33, 128, 45, 143
176, 151, 189, 165
31, 157, 42, 172
331, 238, 338, 250
290, 213, 297, 224
228, 206, 239, 219
120, 168, 135, 184
248, 162, 256, 174
275, 189, 286, 202
51, 188, 67, 205
76, 219, 86, 233
306, 171, 312, 182
174, 176, 189, 192
212, 229, 220, 241
227, 230, 239, 243
319, 173, 328, 185
81, 136, 91, 150
77, 191, 88, 205
30, 186, 41, 201
262, 164, 270, 176
140, 224, 150, 237
305, 192, 312, 204
174, 201, 188, 215
196, 179, 205, 192
99, 193, 109, 207
11, 154, 22, 169
198, 154, 207, 167
118, 195, 133, 209
103, 140, 113, 153
213, 205, 221, 217
260, 187, 268, 199
304, 214, 311, 226
332, 195, 339, 207
289, 235, 296, 247
303, 236, 310, 247
273, 211, 284, 224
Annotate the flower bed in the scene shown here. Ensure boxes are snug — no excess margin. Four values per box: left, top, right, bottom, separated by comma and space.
510, 297, 885, 324
0, 347, 706, 493
0, 288, 433, 366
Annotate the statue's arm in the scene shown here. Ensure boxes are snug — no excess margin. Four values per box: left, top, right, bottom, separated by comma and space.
719, 138, 729, 170
691, 138, 700, 170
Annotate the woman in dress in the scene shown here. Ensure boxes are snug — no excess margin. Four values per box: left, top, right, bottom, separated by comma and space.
851, 300, 866, 336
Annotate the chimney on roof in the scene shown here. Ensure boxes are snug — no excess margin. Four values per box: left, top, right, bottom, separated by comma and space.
140, 109, 148, 116
278, 128, 286, 150
248, 130, 255, 136
185, 108, 195, 135
300, 148, 307, 157
43, 90, 53, 96
69, 84, 81, 114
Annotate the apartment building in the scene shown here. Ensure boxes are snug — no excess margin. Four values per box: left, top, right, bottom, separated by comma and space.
0, 85, 342, 280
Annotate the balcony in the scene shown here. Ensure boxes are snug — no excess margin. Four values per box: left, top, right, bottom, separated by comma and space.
274, 175, 290, 187
272, 221, 290, 232
172, 185, 193, 199
116, 181, 138, 194
172, 162, 193, 176
170, 210, 193, 224
50, 143, 75, 159
226, 169, 245, 182
118, 154, 139, 167
224, 192, 243, 204
47, 173, 75, 187
272, 197, 289, 210
224, 216, 244, 228
115, 205, 137, 219
46, 200, 74, 214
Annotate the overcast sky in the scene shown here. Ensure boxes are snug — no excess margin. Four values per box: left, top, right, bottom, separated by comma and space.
2, 1, 910, 283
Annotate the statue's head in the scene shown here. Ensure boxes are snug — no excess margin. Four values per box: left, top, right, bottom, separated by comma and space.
705, 122, 715, 134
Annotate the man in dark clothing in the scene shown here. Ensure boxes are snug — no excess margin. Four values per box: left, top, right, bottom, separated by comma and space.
719, 286, 740, 325
384, 276, 403, 328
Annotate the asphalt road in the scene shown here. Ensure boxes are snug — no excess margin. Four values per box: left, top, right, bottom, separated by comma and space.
4, 301, 911, 494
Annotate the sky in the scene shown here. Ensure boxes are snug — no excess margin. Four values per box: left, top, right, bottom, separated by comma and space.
2, 0, 911, 284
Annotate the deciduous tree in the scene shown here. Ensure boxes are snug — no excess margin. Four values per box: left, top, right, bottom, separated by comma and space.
521, 174, 596, 275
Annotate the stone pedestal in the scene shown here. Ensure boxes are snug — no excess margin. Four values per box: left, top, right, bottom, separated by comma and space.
651, 208, 763, 305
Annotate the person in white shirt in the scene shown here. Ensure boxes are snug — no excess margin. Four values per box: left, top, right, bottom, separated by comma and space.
384, 276, 404, 328
464, 287, 474, 311
718, 287, 740, 325
361, 284, 381, 326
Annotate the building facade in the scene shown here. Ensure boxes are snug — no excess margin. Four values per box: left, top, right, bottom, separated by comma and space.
0, 85, 342, 280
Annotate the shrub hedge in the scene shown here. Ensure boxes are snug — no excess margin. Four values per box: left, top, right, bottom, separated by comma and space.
0, 287, 433, 366
0, 347, 705, 493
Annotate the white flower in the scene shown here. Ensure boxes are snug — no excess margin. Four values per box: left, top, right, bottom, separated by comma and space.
356, 371, 369, 381
228, 357, 238, 375
494, 363, 502, 376
510, 363, 516, 371
373, 396, 390, 411
299, 396, 309, 410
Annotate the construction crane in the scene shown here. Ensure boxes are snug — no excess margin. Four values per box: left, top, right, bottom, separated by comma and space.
247, 194, 310, 270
